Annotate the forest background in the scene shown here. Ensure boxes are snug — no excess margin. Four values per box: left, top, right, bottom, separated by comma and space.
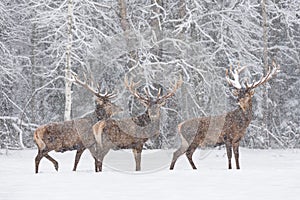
0, 0, 299, 150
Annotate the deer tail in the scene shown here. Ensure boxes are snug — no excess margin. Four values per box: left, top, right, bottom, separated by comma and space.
178, 122, 189, 148
33, 126, 46, 150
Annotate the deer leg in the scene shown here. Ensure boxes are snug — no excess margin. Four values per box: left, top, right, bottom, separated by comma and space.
233, 141, 240, 169
95, 156, 103, 172
185, 144, 198, 170
133, 146, 143, 171
170, 133, 190, 170
96, 155, 106, 172
225, 142, 233, 169
94, 158, 101, 172
35, 150, 44, 174
95, 148, 110, 172
44, 154, 59, 171
35, 149, 58, 173
73, 148, 85, 171
170, 145, 187, 170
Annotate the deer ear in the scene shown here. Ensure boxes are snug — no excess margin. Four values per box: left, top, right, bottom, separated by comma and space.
232, 89, 239, 96
250, 90, 255, 97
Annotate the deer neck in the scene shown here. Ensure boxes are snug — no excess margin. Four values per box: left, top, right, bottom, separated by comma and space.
236, 99, 253, 123
132, 110, 151, 127
132, 108, 160, 128
243, 99, 252, 114
143, 108, 161, 138
95, 105, 108, 121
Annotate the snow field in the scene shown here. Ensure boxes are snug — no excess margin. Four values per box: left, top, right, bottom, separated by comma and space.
0, 148, 300, 200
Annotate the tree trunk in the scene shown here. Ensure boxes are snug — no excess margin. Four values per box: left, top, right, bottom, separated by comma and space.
178, 0, 189, 119
119, 0, 129, 32
151, 0, 163, 62
30, 20, 36, 124
119, 0, 138, 70
261, 0, 269, 147
64, 0, 73, 121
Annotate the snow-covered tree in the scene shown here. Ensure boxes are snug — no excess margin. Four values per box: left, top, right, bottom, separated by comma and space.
0, 0, 299, 149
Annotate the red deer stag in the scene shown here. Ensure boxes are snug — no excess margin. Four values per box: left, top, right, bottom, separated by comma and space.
170, 62, 279, 170
33, 74, 121, 173
92, 76, 182, 172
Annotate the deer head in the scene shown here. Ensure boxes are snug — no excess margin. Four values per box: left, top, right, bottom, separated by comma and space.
225, 62, 279, 112
124, 75, 182, 119
72, 72, 122, 119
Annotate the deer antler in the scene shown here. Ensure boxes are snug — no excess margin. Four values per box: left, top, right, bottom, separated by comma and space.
125, 74, 182, 104
124, 75, 148, 102
225, 64, 247, 89
72, 72, 98, 96
72, 72, 116, 99
158, 74, 183, 102
96, 81, 117, 99
246, 61, 280, 90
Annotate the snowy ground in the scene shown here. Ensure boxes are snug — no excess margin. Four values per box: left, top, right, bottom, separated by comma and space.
0, 148, 300, 200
